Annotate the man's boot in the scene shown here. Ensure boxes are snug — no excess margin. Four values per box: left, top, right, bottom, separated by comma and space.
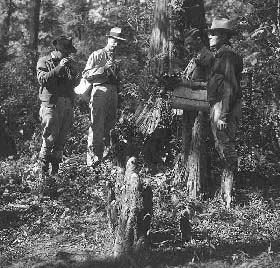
33, 158, 50, 196
51, 161, 59, 175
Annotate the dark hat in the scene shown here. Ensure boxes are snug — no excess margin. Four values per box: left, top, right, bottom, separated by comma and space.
52, 36, 77, 53
185, 28, 202, 40
107, 27, 126, 41
186, 28, 200, 37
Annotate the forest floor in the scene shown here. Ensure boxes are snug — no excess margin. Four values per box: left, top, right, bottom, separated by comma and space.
1, 153, 280, 268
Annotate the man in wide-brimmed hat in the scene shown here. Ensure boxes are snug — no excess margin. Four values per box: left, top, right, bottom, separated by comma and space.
81, 27, 126, 166
208, 16, 243, 208
36, 35, 78, 184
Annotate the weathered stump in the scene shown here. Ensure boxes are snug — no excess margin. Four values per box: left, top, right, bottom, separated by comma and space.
107, 157, 153, 260
186, 111, 208, 199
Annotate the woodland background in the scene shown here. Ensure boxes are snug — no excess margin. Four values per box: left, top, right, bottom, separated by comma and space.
2, 0, 280, 267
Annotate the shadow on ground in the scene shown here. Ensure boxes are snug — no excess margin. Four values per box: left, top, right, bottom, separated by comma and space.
12, 239, 280, 268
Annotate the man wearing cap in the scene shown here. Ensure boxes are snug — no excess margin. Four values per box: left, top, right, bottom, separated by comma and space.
181, 28, 213, 90
82, 27, 126, 166
208, 17, 243, 208
178, 28, 213, 160
37, 36, 78, 177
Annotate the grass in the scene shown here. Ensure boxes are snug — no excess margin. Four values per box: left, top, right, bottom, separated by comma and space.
1, 153, 280, 268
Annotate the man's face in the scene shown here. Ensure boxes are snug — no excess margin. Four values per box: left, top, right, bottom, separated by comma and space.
107, 37, 119, 52
56, 49, 71, 59
184, 36, 200, 54
209, 29, 226, 48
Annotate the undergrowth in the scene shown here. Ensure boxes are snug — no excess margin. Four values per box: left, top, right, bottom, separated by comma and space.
1, 148, 280, 268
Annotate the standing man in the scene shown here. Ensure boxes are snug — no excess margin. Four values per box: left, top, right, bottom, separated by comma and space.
37, 36, 78, 176
82, 27, 126, 166
181, 28, 213, 91
178, 28, 213, 163
208, 17, 243, 208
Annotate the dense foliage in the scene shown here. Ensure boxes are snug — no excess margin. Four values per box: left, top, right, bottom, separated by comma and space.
1, 0, 280, 175
2, 0, 280, 267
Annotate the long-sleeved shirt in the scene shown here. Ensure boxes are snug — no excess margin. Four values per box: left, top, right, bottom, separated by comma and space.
82, 48, 120, 86
37, 53, 77, 104
207, 44, 243, 121
191, 46, 213, 82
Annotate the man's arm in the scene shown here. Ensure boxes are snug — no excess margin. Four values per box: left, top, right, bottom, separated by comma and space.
219, 53, 237, 122
37, 57, 64, 88
82, 51, 106, 82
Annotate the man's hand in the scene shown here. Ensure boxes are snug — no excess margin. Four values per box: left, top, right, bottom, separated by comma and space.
104, 59, 113, 70
181, 80, 207, 89
59, 58, 70, 67
217, 119, 227, 130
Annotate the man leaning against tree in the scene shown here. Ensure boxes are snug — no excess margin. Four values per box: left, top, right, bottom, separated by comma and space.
208, 16, 243, 208
82, 27, 126, 167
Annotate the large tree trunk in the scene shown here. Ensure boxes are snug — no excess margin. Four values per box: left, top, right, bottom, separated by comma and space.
28, 0, 41, 74
186, 111, 208, 198
29, 0, 41, 51
149, 0, 169, 76
107, 157, 152, 261
181, 0, 210, 199
0, 0, 15, 63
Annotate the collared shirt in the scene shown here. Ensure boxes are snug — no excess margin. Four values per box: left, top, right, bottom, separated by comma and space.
82, 48, 119, 86
207, 44, 243, 121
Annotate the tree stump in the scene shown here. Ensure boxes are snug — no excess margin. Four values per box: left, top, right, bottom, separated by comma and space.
186, 111, 208, 199
107, 157, 153, 259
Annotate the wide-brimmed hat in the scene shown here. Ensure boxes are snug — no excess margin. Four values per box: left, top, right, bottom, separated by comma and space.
52, 36, 77, 53
107, 27, 126, 41
209, 17, 233, 33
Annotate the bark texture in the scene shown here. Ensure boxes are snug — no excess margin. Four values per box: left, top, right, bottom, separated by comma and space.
29, 0, 41, 51
180, 0, 210, 198
186, 111, 208, 199
0, 0, 16, 63
149, 0, 169, 76
107, 157, 153, 259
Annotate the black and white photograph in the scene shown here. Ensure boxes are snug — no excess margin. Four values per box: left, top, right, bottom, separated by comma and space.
1, 0, 280, 267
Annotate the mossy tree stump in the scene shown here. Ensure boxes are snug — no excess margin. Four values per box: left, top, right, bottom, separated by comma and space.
107, 157, 153, 259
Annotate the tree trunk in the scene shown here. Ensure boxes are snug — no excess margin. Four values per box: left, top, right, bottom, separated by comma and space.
107, 157, 152, 260
149, 0, 169, 76
186, 111, 208, 198
29, 0, 41, 51
28, 0, 41, 74
0, 0, 15, 63
182, 111, 196, 163
181, 0, 210, 198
